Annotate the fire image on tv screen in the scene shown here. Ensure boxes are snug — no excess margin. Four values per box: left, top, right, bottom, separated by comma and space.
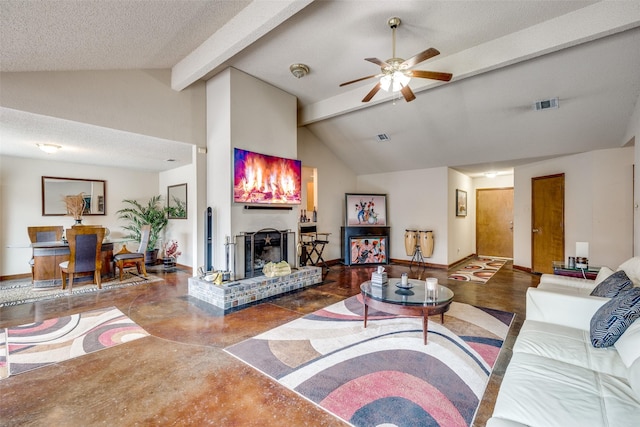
233, 148, 302, 205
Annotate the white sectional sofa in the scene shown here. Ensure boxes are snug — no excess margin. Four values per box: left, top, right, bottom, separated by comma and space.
488, 258, 640, 427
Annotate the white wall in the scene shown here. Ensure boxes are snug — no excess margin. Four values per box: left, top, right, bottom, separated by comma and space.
206, 68, 298, 273
626, 92, 640, 255
0, 156, 159, 276
448, 169, 475, 264
514, 147, 634, 270
0, 70, 205, 145
159, 160, 198, 267
356, 167, 450, 266
298, 127, 357, 262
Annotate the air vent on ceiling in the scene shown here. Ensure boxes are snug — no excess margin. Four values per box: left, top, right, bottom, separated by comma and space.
375, 133, 391, 142
533, 97, 559, 111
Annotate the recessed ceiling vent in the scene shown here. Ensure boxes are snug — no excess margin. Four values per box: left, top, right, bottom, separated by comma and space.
533, 97, 559, 111
375, 133, 391, 142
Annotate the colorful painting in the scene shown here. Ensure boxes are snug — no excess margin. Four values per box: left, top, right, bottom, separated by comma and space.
345, 193, 387, 226
350, 237, 387, 265
233, 148, 302, 205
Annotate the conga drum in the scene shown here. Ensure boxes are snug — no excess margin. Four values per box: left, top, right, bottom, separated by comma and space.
404, 230, 417, 256
419, 230, 434, 257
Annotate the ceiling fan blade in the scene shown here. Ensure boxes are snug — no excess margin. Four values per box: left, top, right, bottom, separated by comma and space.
410, 70, 453, 82
362, 83, 382, 102
402, 48, 440, 68
339, 74, 380, 87
400, 84, 416, 102
365, 57, 388, 68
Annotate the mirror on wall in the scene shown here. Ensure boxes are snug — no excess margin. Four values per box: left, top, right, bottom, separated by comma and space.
167, 183, 187, 219
42, 176, 106, 216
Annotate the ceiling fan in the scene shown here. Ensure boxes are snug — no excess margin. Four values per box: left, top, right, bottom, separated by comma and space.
339, 17, 453, 103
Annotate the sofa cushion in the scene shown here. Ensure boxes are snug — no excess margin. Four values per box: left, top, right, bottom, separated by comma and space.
590, 288, 640, 348
595, 266, 614, 284
618, 256, 640, 286
614, 318, 640, 397
590, 270, 633, 297
491, 352, 640, 427
514, 320, 627, 378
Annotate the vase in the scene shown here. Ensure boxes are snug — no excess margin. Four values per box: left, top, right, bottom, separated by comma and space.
75, 219, 82, 224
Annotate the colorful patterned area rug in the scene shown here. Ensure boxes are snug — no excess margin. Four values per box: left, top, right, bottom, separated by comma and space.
0, 306, 149, 380
448, 257, 508, 284
225, 295, 514, 427
0, 272, 163, 307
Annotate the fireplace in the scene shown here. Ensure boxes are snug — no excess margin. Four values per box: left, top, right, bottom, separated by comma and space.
237, 228, 295, 278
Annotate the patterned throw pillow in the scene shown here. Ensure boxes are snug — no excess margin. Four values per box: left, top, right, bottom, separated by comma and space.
590, 270, 633, 297
590, 287, 640, 348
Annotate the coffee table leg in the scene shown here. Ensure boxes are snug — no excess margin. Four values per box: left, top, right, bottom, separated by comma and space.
423, 313, 428, 345
363, 303, 368, 329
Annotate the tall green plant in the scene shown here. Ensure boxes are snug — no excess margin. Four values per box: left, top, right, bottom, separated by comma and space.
117, 195, 168, 250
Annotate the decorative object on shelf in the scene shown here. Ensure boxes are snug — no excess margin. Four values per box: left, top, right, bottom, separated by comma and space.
63, 193, 86, 224
345, 193, 387, 226
117, 195, 168, 265
456, 189, 467, 217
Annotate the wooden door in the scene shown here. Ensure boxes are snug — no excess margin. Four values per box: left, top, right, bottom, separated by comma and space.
532, 174, 565, 274
476, 188, 514, 258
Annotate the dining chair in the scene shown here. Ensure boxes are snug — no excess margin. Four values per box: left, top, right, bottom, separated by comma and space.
59, 227, 106, 291
27, 225, 64, 283
113, 224, 150, 282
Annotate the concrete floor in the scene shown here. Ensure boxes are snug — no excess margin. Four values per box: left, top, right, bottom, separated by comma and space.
0, 261, 538, 426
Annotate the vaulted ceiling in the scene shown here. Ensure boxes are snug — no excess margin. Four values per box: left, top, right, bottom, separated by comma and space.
1, 1, 639, 174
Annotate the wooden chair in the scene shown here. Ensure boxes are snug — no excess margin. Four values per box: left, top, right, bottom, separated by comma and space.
59, 227, 106, 291
113, 224, 150, 282
27, 226, 64, 283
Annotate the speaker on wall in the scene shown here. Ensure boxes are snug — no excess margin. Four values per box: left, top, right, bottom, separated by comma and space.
204, 207, 213, 272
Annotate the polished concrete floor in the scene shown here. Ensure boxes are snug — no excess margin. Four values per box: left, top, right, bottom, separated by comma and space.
0, 261, 539, 426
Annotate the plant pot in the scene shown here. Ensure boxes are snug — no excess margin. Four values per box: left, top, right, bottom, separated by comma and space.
145, 249, 159, 265
163, 257, 176, 271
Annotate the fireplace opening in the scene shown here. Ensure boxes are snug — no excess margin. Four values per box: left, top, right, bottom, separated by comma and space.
240, 228, 294, 277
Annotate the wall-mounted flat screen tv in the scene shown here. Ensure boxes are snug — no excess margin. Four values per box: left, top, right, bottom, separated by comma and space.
233, 148, 302, 205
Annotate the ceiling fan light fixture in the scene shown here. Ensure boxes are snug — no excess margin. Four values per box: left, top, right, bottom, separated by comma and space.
37, 143, 61, 154
289, 63, 309, 79
380, 71, 410, 92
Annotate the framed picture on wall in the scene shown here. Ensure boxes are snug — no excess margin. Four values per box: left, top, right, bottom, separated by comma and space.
350, 236, 387, 265
345, 193, 387, 226
456, 189, 467, 217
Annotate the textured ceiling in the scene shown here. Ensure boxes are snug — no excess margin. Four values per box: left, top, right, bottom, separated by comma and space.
1, 0, 639, 174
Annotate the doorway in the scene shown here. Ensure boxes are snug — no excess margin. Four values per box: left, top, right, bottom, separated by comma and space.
476, 188, 514, 258
531, 174, 565, 274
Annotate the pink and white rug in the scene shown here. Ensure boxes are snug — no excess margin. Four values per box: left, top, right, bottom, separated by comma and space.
225, 295, 514, 427
0, 306, 148, 379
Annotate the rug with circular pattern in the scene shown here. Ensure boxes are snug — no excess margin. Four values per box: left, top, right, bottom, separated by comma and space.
225, 294, 514, 427
447, 257, 508, 284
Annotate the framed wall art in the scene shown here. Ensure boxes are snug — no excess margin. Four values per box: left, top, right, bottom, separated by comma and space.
456, 189, 467, 217
345, 193, 387, 227
350, 236, 387, 265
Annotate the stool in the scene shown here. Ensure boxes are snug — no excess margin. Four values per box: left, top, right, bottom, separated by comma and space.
299, 226, 330, 270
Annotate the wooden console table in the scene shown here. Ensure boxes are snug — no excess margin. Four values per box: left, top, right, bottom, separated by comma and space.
31, 241, 115, 288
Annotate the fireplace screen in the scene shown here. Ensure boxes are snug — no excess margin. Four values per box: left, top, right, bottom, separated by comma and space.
239, 228, 294, 277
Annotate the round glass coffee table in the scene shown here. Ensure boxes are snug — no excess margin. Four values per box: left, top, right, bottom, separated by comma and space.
360, 278, 454, 345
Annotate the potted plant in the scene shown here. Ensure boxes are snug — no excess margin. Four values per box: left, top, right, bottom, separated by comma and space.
117, 195, 168, 265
